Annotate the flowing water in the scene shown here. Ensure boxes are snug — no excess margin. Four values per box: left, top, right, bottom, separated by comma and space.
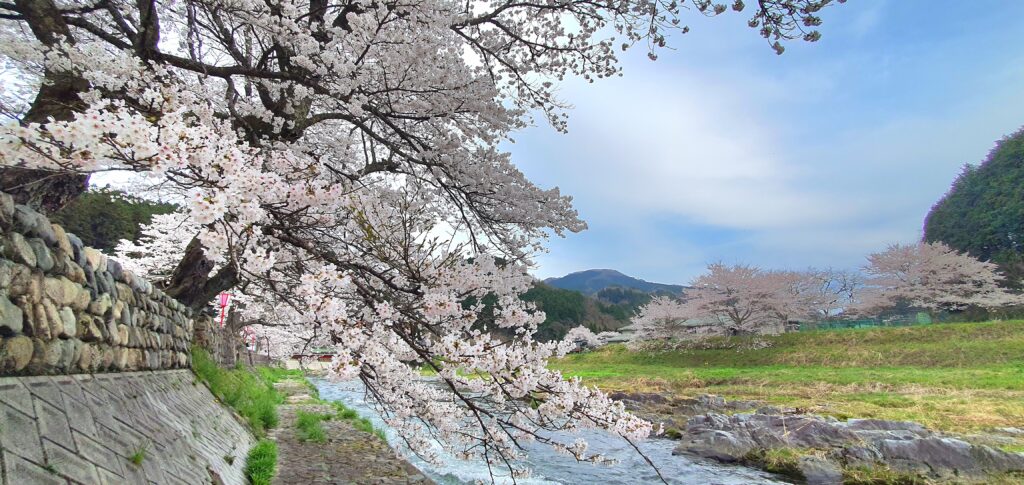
314, 379, 788, 485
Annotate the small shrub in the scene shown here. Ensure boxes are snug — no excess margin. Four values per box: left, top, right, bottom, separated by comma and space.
129, 443, 148, 466
244, 439, 278, 485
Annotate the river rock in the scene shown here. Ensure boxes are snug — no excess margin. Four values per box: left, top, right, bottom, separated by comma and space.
27, 238, 53, 272
879, 437, 1024, 478
671, 407, 1024, 481
98, 345, 113, 370
80, 316, 103, 342
51, 223, 72, 255
89, 293, 112, 317
66, 233, 86, 267
83, 247, 106, 272
76, 342, 94, 372
0, 192, 13, 229
0, 292, 23, 335
5, 232, 36, 268
26, 338, 61, 373
57, 338, 78, 370
0, 260, 14, 289
43, 276, 79, 306
117, 324, 129, 346
799, 455, 843, 485
105, 318, 118, 345
0, 335, 33, 372
62, 255, 86, 284
106, 258, 124, 281
8, 266, 40, 303
28, 302, 52, 340
58, 307, 76, 338
11, 205, 37, 236
673, 429, 756, 462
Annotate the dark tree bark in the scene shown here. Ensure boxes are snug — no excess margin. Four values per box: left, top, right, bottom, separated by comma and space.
0, 0, 90, 213
164, 237, 240, 311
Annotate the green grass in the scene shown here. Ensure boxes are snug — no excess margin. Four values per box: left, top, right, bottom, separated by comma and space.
322, 399, 387, 440
295, 410, 330, 443
256, 366, 307, 385
191, 348, 284, 436
743, 448, 808, 481
552, 320, 1024, 435
842, 464, 931, 484
244, 439, 278, 485
128, 443, 148, 466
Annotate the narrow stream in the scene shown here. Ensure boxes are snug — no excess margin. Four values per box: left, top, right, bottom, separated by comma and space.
314, 379, 788, 484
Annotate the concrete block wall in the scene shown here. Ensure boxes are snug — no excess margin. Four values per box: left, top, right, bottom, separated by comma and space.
0, 370, 254, 484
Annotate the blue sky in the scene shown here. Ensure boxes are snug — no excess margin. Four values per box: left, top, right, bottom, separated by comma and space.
515, 1, 1024, 284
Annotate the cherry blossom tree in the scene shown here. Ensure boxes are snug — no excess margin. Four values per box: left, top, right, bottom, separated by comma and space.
683, 263, 803, 334
629, 295, 693, 342
0, 0, 843, 478
563, 325, 600, 351
804, 267, 863, 319
858, 242, 1021, 315
115, 211, 199, 282
631, 263, 823, 342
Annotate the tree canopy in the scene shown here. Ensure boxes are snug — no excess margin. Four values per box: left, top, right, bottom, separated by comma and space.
924, 128, 1024, 288
522, 283, 630, 341
51, 187, 176, 253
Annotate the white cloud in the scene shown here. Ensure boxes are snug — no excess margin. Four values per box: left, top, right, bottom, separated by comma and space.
516, 30, 1024, 282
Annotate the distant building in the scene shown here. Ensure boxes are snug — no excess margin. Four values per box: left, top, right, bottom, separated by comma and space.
605, 324, 637, 343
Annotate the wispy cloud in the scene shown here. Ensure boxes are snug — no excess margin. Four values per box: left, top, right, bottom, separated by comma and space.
518, 3, 1024, 283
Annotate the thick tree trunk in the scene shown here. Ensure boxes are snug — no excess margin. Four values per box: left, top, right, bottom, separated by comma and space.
1, 0, 91, 214
164, 237, 240, 311
0, 169, 89, 214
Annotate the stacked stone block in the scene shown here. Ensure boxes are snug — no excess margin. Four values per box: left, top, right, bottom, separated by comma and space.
0, 192, 193, 375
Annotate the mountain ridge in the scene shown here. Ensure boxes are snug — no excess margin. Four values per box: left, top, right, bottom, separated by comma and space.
544, 269, 685, 295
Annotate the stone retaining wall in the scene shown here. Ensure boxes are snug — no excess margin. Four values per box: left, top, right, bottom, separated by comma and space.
0, 370, 254, 484
0, 192, 192, 375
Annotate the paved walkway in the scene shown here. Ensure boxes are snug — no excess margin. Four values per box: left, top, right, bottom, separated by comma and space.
269, 381, 431, 485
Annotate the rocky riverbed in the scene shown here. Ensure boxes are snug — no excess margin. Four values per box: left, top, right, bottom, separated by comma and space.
610, 392, 1024, 484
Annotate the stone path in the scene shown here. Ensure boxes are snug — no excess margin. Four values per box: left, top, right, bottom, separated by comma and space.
269, 380, 432, 485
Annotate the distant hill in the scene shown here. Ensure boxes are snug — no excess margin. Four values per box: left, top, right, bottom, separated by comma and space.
544, 269, 684, 296
520, 283, 630, 341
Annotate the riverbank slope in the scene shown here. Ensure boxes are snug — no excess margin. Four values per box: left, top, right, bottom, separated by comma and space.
552, 320, 1024, 482
553, 320, 1024, 436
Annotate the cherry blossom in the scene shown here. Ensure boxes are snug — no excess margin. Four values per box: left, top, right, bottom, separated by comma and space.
0, 0, 842, 479
857, 241, 1021, 314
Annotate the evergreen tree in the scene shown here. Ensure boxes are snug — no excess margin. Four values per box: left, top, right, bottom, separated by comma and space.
924, 128, 1024, 288
51, 188, 176, 253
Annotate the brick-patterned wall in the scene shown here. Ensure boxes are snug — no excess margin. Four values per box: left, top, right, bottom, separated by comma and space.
0, 370, 254, 484
0, 192, 193, 375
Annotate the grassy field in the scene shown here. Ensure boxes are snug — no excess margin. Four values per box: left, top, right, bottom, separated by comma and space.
551, 320, 1024, 436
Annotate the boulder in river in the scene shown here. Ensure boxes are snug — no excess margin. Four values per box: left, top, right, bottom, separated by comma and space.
671, 410, 1024, 482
